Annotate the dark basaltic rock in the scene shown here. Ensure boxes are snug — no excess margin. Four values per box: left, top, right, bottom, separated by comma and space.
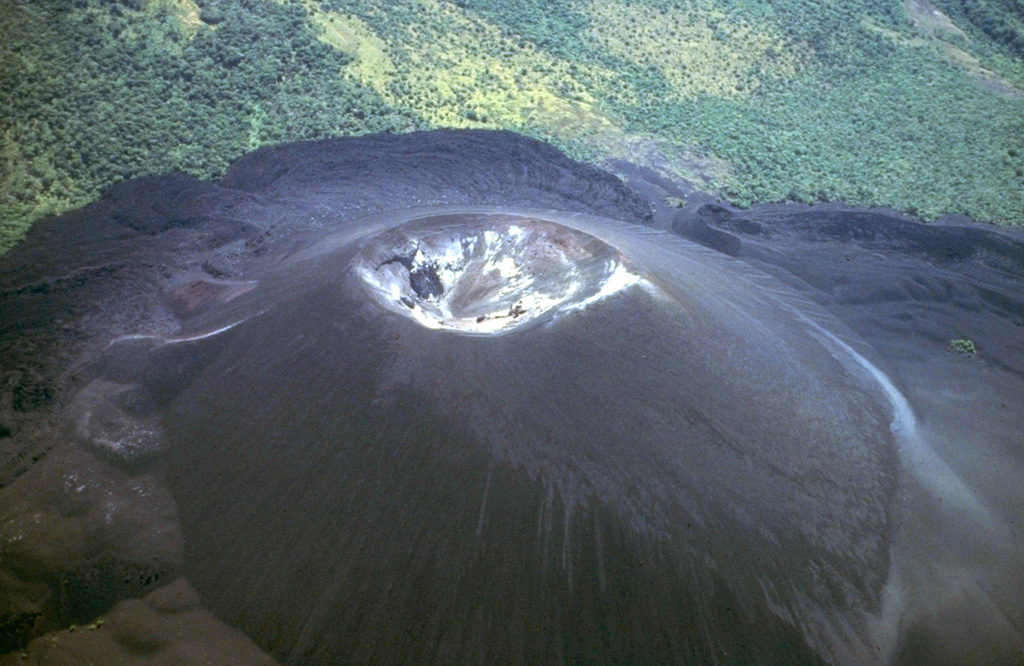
0, 131, 659, 664
670, 203, 744, 256
1, 129, 1023, 666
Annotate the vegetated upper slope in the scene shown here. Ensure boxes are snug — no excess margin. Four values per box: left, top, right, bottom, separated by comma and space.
1, 0, 1022, 251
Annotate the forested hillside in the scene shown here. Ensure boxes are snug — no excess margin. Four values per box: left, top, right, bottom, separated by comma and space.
2, 0, 1023, 250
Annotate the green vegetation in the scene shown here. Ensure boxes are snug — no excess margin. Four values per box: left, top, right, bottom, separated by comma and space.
950, 338, 977, 353
1, 0, 1023, 251
0, 0, 422, 250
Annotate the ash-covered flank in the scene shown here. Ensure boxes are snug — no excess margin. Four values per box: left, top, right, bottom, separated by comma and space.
1, 130, 1023, 666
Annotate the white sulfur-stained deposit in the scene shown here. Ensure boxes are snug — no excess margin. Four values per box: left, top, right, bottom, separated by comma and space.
356, 215, 641, 334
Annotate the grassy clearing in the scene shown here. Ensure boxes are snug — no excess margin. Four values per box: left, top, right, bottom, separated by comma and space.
150, 0, 205, 37
307, 0, 617, 140
579, 0, 803, 100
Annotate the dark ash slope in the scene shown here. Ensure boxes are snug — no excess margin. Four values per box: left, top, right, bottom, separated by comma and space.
1, 130, 1023, 665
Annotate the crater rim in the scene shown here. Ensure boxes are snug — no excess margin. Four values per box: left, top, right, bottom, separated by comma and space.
354, 213, 640, 334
